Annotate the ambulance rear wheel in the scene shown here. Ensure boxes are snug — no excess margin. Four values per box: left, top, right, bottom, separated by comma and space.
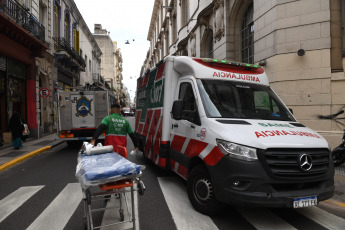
187, 165, 224, 216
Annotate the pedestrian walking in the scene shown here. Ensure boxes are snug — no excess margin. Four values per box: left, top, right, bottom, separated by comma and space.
90, 103, 139, 152
8, 111, 24, 149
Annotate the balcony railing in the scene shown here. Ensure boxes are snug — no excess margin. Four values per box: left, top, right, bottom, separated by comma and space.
0, 0, 45, 43
92, 73, 104, 84
53, 37, 86, 68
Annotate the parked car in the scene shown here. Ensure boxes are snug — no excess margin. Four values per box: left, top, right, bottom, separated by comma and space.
122, 107, 134, 116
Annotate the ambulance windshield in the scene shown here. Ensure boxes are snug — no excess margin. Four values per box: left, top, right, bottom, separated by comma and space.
197, 80, 296, 121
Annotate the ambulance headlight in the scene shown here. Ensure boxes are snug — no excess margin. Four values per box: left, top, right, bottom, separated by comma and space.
216, 139, 257, 161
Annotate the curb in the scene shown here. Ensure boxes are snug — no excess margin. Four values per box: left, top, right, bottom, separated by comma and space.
0, 146, 51, 172
0, 140, 64, 172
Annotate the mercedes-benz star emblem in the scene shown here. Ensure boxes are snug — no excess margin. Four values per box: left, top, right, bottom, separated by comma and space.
299, 154, 313, 171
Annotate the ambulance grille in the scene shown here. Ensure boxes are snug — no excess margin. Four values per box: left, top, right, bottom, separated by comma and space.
261, 148, 330, 178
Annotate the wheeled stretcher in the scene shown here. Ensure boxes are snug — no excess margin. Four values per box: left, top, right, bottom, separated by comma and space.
76, 145, 145, 230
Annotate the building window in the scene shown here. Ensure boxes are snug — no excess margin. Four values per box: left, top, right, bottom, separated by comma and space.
54, 4, 60, 39
65, 14, 70, 43
72, 25, 80, 52
173, 16, 177, 42
201, 29, 213, 58
342, 0, 345, 52
39, 2, 47, 40
89, 60, 91, 72
165, 31, 169, 55
206, 30, 214, 58
241, 4, 254, 64
181, 0, 189, 27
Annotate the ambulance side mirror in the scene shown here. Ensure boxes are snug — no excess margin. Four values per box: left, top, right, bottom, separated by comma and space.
289, 108, 294, 114
172, 100, 183, 120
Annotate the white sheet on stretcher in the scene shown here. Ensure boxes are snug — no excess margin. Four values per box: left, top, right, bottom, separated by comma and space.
75, 152, 144, 189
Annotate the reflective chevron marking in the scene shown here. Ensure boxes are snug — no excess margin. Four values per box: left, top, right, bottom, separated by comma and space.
27, 183, 82, 230
0, 186, 44, 222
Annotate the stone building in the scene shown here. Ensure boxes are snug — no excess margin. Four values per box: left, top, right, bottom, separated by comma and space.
0, 0, 49, 139
113, 41, 124, 102
93, 24, 124, 103
144, 0, 345, 147
0, 0, 105, 140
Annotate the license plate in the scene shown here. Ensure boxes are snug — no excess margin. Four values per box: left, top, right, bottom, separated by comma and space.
293, 196, 317, 208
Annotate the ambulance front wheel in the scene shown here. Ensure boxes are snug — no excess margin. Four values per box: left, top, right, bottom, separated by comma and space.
187, 165, 224, 216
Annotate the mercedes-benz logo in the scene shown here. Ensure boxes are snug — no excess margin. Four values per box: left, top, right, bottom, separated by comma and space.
299, 154, 313, 171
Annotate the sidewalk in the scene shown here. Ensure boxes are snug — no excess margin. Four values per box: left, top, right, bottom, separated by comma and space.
0, 134, 64, 171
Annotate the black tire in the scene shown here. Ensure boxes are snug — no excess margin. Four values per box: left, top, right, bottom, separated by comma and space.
187, 165, 225, 216
138, 180, 145, 195
332, 146, 345, 166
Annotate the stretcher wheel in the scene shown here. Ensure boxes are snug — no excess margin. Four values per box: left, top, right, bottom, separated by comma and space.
119, 209, 124, 221
138, 180, 145, 195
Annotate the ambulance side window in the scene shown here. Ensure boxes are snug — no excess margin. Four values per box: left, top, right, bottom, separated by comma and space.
179, 82, 196, 111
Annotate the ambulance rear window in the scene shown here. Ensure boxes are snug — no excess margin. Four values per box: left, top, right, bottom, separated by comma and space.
197, 80, 295, 121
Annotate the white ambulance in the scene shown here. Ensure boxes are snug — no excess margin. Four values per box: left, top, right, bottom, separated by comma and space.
135, 56, 334, 215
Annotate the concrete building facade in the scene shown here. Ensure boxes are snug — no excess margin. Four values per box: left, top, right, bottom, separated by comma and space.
1, 0, 105, 141
144, 0, 345, 147
93, 24, 125, 103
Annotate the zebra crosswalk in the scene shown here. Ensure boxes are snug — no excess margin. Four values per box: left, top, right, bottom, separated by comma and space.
0, 186, 44, 223
0, 179, 345, 230
158, 177, 345, 230
26, 183, 82, 230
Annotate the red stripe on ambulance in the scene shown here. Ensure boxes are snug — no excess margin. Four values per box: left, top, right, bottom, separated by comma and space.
171, 135, 187, 152
184, 139, 208, 158
144, 109, 161, 159
142, 110, 154, 136
204, 147, 224, 166
155, 62, 165, 81
134, 110, 142, 132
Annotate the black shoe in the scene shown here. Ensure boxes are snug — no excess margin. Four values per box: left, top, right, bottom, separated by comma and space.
14, 147, 20, 149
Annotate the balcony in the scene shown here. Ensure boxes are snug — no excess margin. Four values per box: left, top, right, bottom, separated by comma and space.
92, 73, 104, 84
53, 37, 86, 70
0, 0, 45, 43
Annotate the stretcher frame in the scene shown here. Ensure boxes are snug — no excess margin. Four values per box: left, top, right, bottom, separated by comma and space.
80, 145, 145, 230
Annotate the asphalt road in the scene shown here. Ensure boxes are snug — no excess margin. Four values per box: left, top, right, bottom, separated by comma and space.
1, 117, 345, 230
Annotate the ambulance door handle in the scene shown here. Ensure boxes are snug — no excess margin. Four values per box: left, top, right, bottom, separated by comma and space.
173, 123, 178, 128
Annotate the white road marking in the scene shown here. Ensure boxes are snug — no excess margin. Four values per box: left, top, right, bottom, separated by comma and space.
237, 208, 297, 230
101, 184, 139, 230
27, 183, 82, 230
297, 206, 345, 230
158, 177, 218, 230
0, 186, 44, 222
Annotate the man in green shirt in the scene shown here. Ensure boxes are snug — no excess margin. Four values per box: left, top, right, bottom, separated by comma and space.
90, 103, 138, 152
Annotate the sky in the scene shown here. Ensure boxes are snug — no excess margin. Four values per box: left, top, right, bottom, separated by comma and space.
74, 0, 155, 101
